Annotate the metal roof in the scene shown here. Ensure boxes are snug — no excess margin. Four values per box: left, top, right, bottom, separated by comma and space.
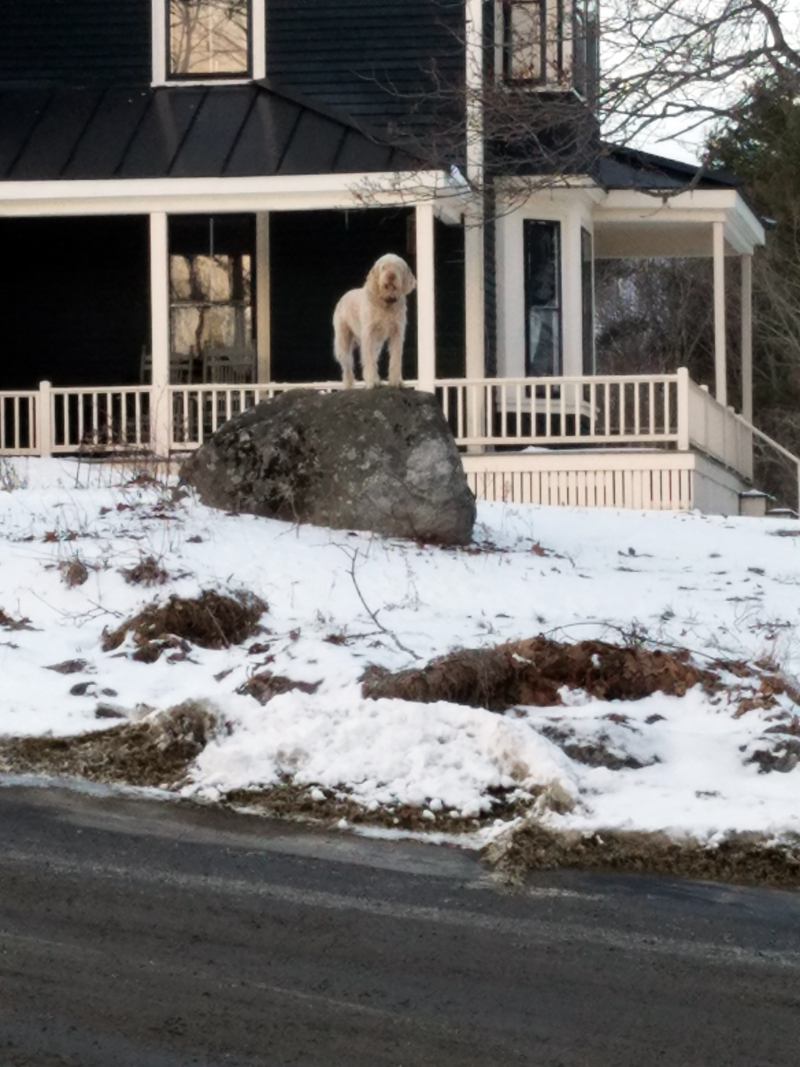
0, 80, 418, 182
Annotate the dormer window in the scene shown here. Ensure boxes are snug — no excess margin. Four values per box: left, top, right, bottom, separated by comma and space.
501, 1, 599, 98
168, 0, 252, 79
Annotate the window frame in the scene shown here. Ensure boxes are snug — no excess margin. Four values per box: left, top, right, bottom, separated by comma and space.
523, 218, 563, 377
502, 0, 567, 89
152, 0, 266, 86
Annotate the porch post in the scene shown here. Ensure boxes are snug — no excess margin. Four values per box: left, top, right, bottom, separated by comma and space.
741, 253, 753, 423
149, 212, 171, 457
713, 221, 727, 408
415, 201, 436, 393
256, 212, 271, 383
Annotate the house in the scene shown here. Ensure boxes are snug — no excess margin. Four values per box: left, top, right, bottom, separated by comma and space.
0, 0, 789, 513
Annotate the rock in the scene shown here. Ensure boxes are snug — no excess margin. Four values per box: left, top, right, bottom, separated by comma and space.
179, 388, 476, 545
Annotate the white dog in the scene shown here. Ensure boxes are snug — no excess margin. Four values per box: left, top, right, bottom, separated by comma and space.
333, 253, 416, 388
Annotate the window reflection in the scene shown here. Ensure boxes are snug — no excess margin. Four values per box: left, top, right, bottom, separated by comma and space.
524, 220, 562, 376
168, 215, 256, 383
169, 0, 251, 78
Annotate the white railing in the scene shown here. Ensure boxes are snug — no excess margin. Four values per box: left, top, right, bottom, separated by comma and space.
436, 374, 681, 448
50, 385, 152, 453
0, 372, 789, 494
687, 379, 754, 481
168, 380, 420, 448
0, 390, 39, 454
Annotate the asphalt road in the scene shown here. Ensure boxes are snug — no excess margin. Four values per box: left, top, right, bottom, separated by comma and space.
1, 783, 800, 1067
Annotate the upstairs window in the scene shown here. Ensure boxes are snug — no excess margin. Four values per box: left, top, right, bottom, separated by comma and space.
501, 1, 599, 98
168, 0, 252, 79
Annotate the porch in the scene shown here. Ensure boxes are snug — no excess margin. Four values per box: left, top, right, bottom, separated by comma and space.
1, 367, 791, 515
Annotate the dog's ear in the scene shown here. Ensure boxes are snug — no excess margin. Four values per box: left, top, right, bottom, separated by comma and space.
401, 261, 416, 295
365, 261, 382, 295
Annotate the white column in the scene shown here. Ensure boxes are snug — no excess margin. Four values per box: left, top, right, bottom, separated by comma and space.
38, 380, 52, 458
256, 212, 271, 383
252, 0, 267, 80
562, 211, 583, 376
415, 201, 436, 393
741, 253, 753, 423
149, 212, 171, 457
713, 221, 727, 408
464, 213, 485, 380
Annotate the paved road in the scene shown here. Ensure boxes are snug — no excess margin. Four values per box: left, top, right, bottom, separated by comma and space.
1, 783, 800, 1067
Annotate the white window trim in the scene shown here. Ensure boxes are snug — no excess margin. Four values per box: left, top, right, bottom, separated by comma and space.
152, 0, 266, 87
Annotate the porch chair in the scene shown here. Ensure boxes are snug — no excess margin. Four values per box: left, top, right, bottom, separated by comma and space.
201, 346, 257, 384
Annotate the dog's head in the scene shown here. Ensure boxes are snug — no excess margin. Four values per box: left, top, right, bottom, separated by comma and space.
365, 254, 416, 303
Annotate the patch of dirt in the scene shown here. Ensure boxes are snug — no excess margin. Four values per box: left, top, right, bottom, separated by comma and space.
45, 659, 91, 675
237, 671, 320, 705
222, 778, 553, 833
0, 701, 220, 788
485, 822, 800, 889
102, 590, 267, 661
537, 724, 651, 770
362, 636, 722, 711
121, 555, 170, 586
0, 609, 34, 632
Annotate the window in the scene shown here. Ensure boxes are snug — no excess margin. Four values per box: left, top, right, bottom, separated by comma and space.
168, 0, 251, 79
572, 0, 600, 101
169, 215, 256, 383
501, 1, 599, 95
524, 220, 561, 376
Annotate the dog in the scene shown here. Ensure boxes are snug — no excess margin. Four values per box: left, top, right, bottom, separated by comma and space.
333, 253, 416, 388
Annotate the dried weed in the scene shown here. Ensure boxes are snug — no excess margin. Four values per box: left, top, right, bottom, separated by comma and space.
102, 589, 267, 661
485, 821, 800, 889
237, 671, 320, 705
120, 555, 170, 586
0, 701, 219, 788
362, 636, 721, 711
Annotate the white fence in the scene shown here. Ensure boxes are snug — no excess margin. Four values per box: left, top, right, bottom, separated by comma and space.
0, 371, 789, 493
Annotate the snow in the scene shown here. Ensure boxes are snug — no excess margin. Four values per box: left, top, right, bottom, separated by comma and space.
1, 456, 800, 844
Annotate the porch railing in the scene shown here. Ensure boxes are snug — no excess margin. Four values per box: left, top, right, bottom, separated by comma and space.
0, 371, 789, 493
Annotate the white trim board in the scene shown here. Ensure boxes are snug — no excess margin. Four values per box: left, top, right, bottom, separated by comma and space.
0, 172, 450, 218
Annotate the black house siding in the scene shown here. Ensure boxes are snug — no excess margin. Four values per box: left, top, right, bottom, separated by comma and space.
0, 0, 151, 89
0, 217, 150, 389
267, 0, 464, 138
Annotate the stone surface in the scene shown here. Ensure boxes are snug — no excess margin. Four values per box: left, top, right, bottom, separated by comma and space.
179, 388, 476, 545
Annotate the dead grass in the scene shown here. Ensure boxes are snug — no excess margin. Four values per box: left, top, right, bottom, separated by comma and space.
484, 821, 800, 890
0, 701, 220, 788
362, 636, 721, 711
0, 608, 34, 631
120, 555, 170, 586
60, 557, 89, 588
223, 778, 547, 833
237, 671, 320, 705
102, 589, 267, 662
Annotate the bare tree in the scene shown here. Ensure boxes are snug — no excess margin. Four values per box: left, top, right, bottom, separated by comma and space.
601, 0, 800, 154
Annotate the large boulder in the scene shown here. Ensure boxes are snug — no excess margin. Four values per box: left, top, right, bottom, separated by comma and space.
179, 388, 476, 545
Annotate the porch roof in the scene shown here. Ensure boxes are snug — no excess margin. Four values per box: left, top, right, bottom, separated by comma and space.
0, 81, 418, 183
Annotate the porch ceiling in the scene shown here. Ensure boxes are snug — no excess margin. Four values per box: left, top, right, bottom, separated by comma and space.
593, 189, 765, 258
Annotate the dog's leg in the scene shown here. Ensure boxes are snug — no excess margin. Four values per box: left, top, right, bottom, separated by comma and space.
387, 321, 405, 388
362, 326, 381, 389
334, 322, 356, 388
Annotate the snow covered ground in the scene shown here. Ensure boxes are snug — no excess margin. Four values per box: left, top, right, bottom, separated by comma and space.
1, 456, 799, 848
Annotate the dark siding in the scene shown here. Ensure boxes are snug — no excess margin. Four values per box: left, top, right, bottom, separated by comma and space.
267, 0, 464, 139
0, 217, 150, 389
0, 1, 151, 88
270, 209, 418, 382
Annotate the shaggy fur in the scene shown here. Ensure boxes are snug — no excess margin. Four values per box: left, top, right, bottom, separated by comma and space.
333, 254, 416, 388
